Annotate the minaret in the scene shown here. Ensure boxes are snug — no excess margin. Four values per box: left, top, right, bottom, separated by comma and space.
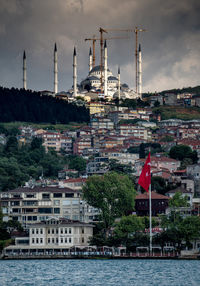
54, 43, 58, 94
104, 40, 108, 97
73, 46, 77, 97
138, 43, 142, 98
89, 47, 92, 72
118, 66, 121, 100
23, 51, 27, 90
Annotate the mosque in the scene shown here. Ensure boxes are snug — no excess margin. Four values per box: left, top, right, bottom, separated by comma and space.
22, 41, 142, 101
68, 41, 140, 100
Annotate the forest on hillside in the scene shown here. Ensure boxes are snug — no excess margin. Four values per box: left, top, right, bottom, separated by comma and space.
160, 85, 200, 95
0, 87, 90, 123
0, 135, 86, 192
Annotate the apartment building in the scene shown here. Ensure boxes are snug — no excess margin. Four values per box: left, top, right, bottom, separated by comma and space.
41, 131, 61, 151
100, 149, 139, 165
90, 118, 114, 130
0, 186, 99, 228
60, 136, 73, 153
73, 137, 92, 155
117, 124, 151, 141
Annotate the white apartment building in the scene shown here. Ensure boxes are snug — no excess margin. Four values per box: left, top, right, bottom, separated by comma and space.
29, 218, 93, 248
3, 218, 94, 256
41, 132, 61, 151
0, 186, 99, 228
117, 124, 152, 141
100, 150, 139, 165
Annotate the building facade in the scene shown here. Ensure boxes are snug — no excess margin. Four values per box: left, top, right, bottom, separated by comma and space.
0, 186, 99, 228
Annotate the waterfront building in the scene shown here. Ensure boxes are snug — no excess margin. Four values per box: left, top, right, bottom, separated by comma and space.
135, 192, 169, 216
3, 217, 94, 256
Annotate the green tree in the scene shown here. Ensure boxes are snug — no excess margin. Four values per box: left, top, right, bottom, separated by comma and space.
151, 176, 167, 195
68, 156, 86, 172
31, 137, 43, 150
179, 216, 200, 248
114, 215, 145, 244
169, 145, 198, 164
109, 159, 133, 174
160, 213, 200, 251
83, 172, 136, 230
169, 192, 189, 208
4, 136, 18, 155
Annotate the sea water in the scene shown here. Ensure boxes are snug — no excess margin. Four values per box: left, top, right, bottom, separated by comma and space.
0, 259, 200, 286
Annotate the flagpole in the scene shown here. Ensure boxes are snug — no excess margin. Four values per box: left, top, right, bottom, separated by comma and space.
149, 183, 152, 256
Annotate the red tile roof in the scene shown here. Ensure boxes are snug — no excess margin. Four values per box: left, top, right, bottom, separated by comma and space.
135, 191, 169, 200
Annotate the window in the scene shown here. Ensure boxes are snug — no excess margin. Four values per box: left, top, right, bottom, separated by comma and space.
53, 193, 62, 198
69, 228, 71, 234
54, 200, 60, 206
40, 228, 43, 234
48, 238, 50, 244
65, 228, 67, 234
61, 238, 63, 243
82, 238, 84, 243
56, 238, 58, 244
36, 229, 39, 234
69, 238, 71, 243
36, 238, 39, 244
54, 208, 60, 214
32, 238, 35, 244
52, 238, 54, 243
40, 238, 43, 243
56, 228, 58, 234
82, 228, 84, 234
42, 193, 50, 199
32, 229, 34, 234
60, 228, 63, 234
38, 208, 52, 214
26, 194, 35, 198
52, 229, 54, 234
65, 193, 74, 198
65, 238, 67, 243
48, 229, 50, 234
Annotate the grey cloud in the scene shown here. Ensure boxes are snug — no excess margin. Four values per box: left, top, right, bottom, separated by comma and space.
0, 0, 199, 92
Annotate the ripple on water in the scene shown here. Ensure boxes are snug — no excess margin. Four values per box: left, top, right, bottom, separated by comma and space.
0, 259, 200, 286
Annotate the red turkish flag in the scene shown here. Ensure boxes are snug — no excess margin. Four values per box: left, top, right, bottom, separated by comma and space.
138, 152, 151, 192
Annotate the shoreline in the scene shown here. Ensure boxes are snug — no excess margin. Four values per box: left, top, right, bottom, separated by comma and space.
1, 254, 199, 260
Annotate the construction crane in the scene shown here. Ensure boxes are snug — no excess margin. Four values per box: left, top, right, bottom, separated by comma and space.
104, 27, 146, 94
85, 35, 129, 68
85, 31, 129, 93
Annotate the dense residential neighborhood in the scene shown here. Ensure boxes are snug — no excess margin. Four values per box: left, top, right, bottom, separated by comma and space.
1, 92, 200, 258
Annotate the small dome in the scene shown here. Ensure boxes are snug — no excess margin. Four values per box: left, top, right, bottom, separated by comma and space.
87, 76, 100, 81
113, 91, 126, 99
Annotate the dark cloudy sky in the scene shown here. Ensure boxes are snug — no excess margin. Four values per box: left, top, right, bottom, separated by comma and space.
0, 0, 199, 93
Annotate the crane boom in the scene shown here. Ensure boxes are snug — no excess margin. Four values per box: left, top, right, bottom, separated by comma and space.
102, 27, 146, 94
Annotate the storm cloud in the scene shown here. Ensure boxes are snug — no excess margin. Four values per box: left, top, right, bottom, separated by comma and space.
0, 0, 199, 92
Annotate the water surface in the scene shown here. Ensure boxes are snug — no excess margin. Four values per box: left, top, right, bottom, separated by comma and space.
0, 259, 199, 286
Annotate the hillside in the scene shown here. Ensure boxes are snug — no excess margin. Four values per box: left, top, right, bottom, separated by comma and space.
0, 87, 89, 124
153, 106, 200, 120
159, 85, 200, 95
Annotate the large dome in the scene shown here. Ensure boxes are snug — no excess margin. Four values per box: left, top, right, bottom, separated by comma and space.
89, 65, 111, 74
